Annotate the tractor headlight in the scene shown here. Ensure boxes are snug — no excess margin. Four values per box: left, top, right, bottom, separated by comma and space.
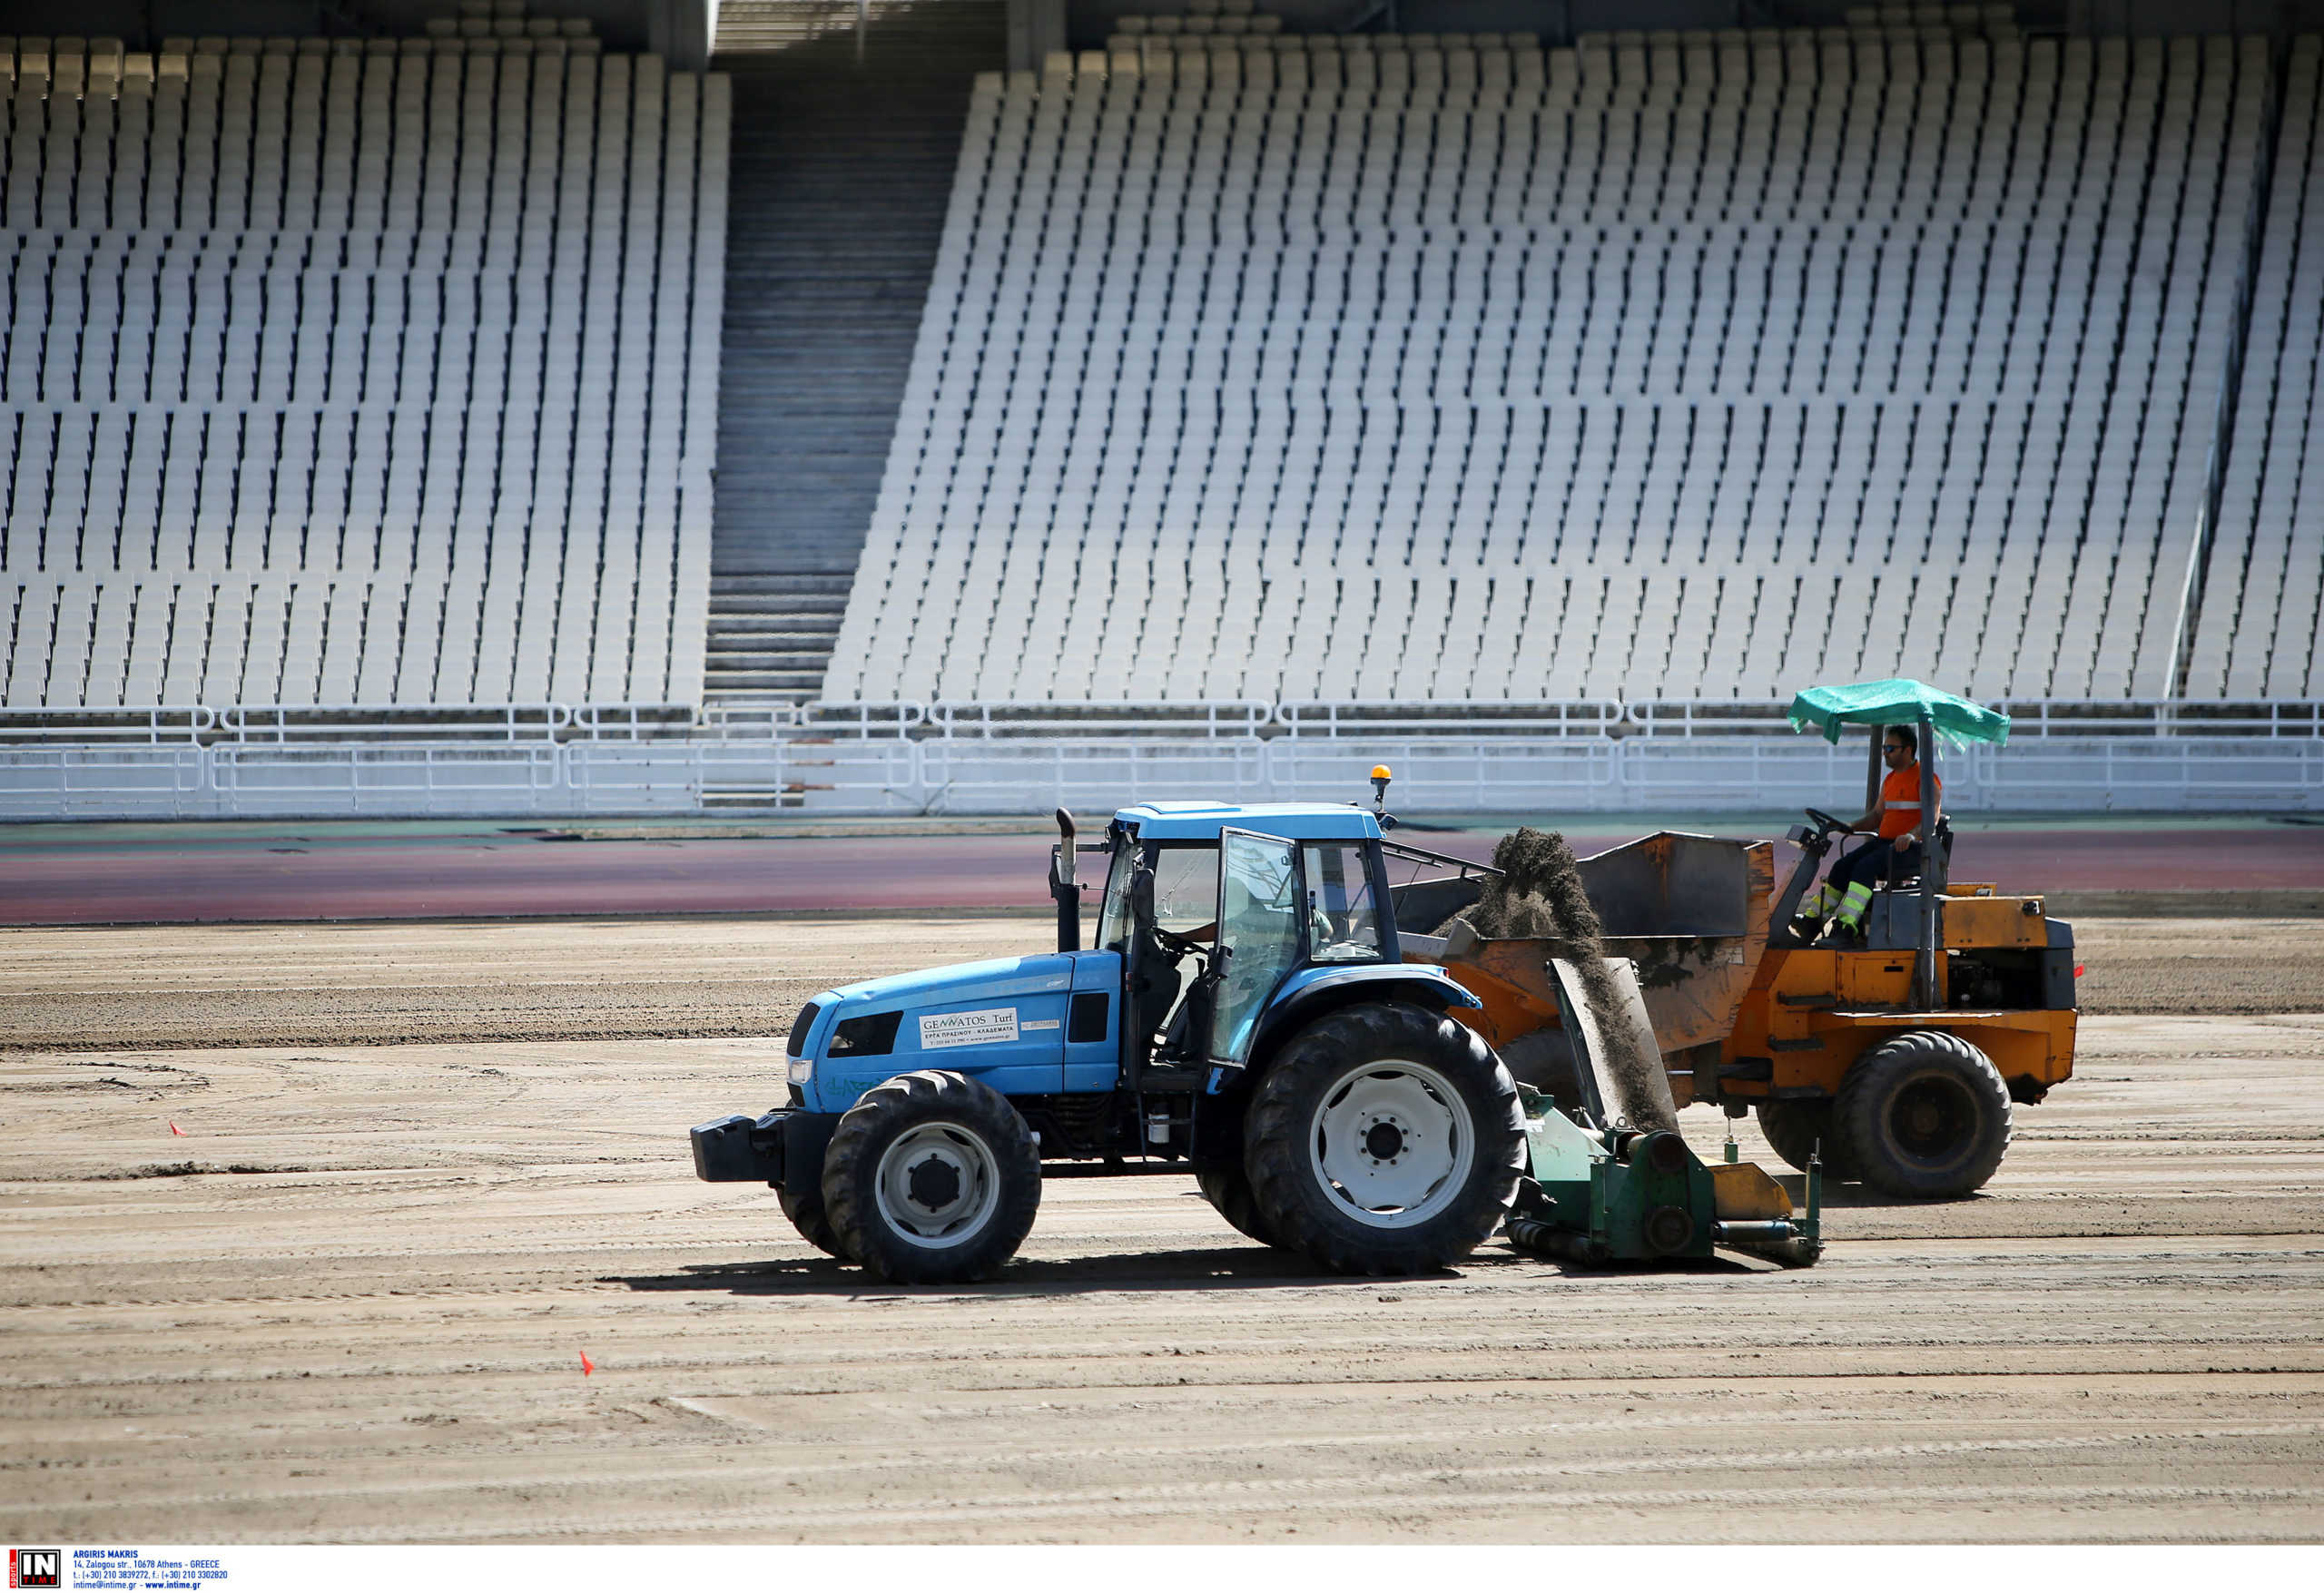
785, 1001, 822, 1086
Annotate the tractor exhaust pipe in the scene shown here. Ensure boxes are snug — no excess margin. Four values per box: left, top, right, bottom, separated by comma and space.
1051, 808, 1080, 953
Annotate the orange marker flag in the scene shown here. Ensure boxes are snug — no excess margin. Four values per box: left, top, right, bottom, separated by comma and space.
579, 1351, 594, 1376
169, 1122, 187, 1136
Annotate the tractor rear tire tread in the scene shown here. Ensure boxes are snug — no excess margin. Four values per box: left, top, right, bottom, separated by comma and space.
1244, 1001, 1525, 1277
1835, 1029, 2013, 1199
1196, 1164, 1280, 1247
822, 1069, 1041, 1283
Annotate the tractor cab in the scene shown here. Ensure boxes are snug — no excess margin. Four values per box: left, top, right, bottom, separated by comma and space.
1076, 802, 1402, 1084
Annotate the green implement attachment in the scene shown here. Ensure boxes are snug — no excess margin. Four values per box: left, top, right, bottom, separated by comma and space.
1787, 677, 2012, 748
1508, 1090, 1824, 1268
1502, 956, 1823, 1268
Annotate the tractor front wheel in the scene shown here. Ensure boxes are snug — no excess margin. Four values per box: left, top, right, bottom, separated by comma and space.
1244, 1002, 1525, 1275
1835, 1030, 2013, 1199
777, 1183, 846, 1258
822, 1070, 1041, 1283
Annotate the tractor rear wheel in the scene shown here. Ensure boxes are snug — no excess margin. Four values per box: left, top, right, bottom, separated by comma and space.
1244, 1002, 1525, 1276
1835, 1030, 2013, 1199
1755, 1098, 1856, 1180
777, 1183, 846, 1258
822, 1070, 1042, 1283
1196, 1165, 1279, 1247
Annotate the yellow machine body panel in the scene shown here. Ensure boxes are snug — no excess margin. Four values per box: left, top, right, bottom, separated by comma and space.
1708, 1160, 1794, 1221
1940, 894, 2053, 949
1423, 829, 2079, 1112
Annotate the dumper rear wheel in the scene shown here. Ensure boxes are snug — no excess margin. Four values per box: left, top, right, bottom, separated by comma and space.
1196, 1165, 1279, 1247
1836, 1031, 2012, 1199
822, 1070, 1041, 1283
1244, 1002, 1525, 1276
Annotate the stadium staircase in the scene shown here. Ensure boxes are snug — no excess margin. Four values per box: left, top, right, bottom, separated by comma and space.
703, 570, 852, 697
707, 0, 1006, 704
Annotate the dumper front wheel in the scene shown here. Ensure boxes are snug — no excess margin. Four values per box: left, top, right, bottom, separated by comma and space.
822, 1071, 1041, 1283
1245, 1002, 1525, 1276
1755, 1099, 1855, 1181
1836, 1031, 2012, 1199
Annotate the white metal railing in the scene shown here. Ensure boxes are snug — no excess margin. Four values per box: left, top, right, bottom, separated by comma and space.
1276, 700, 1627, 738
220, 703, 575, 744
929, 700, 1275, 740
1622, 700, 1795, 737
5, 733, 2319, 819
6, 699, 2321, 747
690, 701, 927, 741
0, 706, 219, 743
1992, 699, 2324, 738
0, 703, 702, 746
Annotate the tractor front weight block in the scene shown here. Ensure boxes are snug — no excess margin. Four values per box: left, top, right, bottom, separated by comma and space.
691, 1112, 786, 1184
690, 1108, 842, 1189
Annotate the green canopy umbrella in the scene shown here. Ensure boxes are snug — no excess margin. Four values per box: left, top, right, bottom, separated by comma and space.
1786, 678, 2011, 748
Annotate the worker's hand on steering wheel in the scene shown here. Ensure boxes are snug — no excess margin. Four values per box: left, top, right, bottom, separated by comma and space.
1803, 806, 1853, 835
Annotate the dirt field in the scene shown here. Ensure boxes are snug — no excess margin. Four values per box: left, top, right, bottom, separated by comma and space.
3, 919, 2321, 1543
0, 913, 2315, 1055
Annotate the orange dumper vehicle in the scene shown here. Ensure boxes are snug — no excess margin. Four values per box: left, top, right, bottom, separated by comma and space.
1390, 682, 2076, 1200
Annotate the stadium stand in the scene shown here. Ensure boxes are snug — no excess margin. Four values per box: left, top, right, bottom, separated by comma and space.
824, 16, 2272, 706
0, 21, 728, 708
2189, 33, 2324, 702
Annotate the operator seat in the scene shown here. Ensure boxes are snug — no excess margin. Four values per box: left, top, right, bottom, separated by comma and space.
1881, 815, 1955, 893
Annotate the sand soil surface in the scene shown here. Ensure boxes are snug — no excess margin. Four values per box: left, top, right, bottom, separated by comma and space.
3, 921, 2321, 1542
0, 914, 2315, 1054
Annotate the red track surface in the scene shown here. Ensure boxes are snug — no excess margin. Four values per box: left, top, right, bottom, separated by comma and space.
3, 824, 2319, 926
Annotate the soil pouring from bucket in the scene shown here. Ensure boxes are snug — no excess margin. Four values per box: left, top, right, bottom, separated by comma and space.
1441, 828, 1679, 1134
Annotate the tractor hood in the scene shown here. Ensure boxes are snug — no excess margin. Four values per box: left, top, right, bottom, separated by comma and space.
791, 950, 1116, 1112
826, 953, 1078, 1010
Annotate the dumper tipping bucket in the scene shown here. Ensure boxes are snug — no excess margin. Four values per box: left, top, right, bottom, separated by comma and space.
1545, 955, 1680, 1134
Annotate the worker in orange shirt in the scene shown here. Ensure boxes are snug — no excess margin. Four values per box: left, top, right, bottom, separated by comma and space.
1790, 723, 1943, 946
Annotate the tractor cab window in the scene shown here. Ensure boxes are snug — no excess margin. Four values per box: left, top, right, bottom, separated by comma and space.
1150, 846, 1220, 937
1303, 842, 1384, 963
1098, 838, 1217, 950
1098, 840, 1138, 951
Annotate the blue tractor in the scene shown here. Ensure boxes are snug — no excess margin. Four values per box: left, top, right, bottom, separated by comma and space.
689, 795, 1529, 1282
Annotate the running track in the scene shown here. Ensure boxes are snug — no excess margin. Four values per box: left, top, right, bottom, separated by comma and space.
3, 822, 2319, 926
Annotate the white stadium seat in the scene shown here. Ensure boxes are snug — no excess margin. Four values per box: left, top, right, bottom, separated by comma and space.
0, 33, 724, 707
830, 25, 2279, 705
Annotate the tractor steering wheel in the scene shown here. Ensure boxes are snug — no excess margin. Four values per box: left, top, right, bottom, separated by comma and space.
1802, 806, 1852, 837
1151, 925, 1210, 960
